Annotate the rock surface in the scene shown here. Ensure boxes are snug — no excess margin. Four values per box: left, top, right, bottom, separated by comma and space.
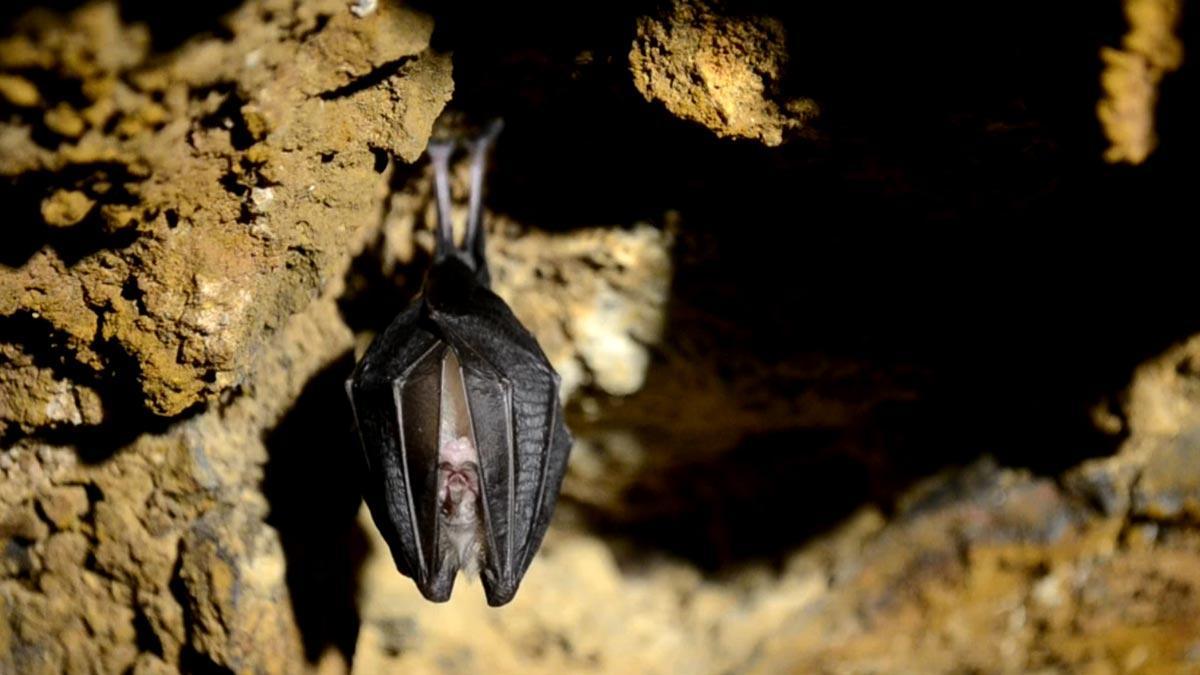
629, 0, 818, 146
1097, 0, 1184, 164
0, 0, 450, 422
355, 459, 1200, 674
1, 1, 448, 672
3, 1, 1199, 674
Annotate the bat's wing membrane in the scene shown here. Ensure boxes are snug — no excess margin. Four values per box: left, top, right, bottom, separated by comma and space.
347, 304, 445, 591
349, 284, 572, 606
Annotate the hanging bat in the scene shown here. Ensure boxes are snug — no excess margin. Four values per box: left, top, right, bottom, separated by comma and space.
346, 121, 572, 606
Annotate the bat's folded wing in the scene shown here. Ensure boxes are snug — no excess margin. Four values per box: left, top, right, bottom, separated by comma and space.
348, 289, 572, 606
346, 305, 444, 592
431, 289, 573, 606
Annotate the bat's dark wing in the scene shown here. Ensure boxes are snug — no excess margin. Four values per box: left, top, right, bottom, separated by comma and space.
345, 304, 444, 591
347, 277, 572, 606
428, 281, 573, 606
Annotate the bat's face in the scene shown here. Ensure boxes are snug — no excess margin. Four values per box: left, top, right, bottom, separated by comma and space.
432, 404, 485, 581
438, 437, 481, 530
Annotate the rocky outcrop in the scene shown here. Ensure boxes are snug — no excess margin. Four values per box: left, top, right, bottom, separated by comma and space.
0, 0, 449, 424
1098, 0, 1184, 164
0, 1, 450, 672
629, 0, 818, 146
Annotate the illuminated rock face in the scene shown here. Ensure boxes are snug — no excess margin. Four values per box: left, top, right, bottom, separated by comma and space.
629, 0, 819, 147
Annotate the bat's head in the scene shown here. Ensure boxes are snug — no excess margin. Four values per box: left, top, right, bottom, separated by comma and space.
434, 437, 485, 580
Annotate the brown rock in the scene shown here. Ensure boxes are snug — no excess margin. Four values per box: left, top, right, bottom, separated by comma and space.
0, 73, 39, 106
1098, 0, 1184, 164
41, 532, 89, 574
1133, 428, 1200, 522
43, 102, 86, 138
3, 1, 1200, 674
0, 1, 446, 672
1069, 334, 1200, 520
352, 460, 1200, 674
0, 502, 49, 543
36, 486, 89, 530
130, 654, 176, 675
0, 0, 452, 419
40, 189, 95, 227
630, 0, 818, 146
0, 343, 104, 434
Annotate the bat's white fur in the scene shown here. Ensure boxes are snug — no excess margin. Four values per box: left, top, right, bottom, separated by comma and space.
438, 436, 485, 579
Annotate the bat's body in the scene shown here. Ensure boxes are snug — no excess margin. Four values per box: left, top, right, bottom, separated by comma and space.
346, 123, 572, 606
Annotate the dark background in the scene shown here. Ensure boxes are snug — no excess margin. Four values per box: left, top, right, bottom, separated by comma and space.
412, 0, 1200, 566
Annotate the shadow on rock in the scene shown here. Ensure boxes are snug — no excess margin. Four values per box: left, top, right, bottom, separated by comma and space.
0, 0, 245, 52
263, 352, 368, 665
613, 428, 869, 570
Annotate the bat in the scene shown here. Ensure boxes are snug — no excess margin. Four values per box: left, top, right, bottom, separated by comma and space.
346, 121, 573, 606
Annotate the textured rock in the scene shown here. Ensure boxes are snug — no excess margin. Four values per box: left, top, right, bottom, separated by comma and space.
0, 0, 451, 422
1070, 334, 1200, 525
748, 469, 1200, 674
1097, 0, 1184, 164
0, 1, 449, 673
630, 0, 818, 146
0, 343, 103, 436
1, 262, 364, 673
0, 73, 40, 106
352, 460, 1200, 674
40, 189, 95, 227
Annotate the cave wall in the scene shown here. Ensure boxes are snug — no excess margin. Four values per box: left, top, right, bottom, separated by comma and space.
2, 0, 1198, 673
